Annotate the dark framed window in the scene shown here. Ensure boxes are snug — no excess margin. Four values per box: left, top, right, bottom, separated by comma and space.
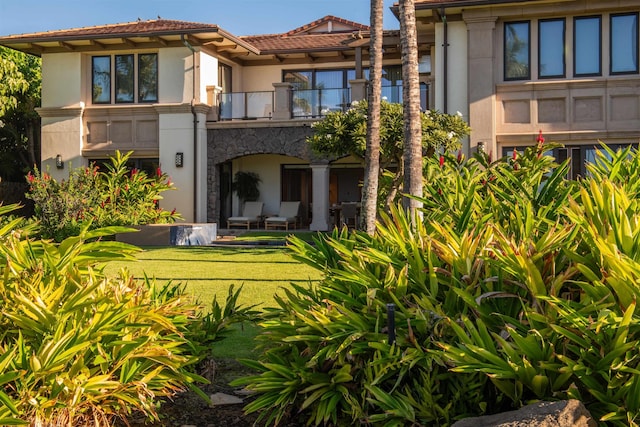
115, 54, 134, 103
218, 63, 232, 92
574, 16, 601, 76
611, 13, 639, 75
92, 56, 111, 104
504, 21, 530, 80
539, 18, 565, 78
138, 53, 158, 102
91, 53, 158, 104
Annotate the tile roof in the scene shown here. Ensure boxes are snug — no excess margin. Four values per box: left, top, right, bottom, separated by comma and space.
0, 19, 220, 41
241, 15, 372, 54
414, 0, 538, 7
285, 15, 369, 36
243, 33, 355, 53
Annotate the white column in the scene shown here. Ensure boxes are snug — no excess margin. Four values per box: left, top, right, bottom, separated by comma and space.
309, 163, 330, 231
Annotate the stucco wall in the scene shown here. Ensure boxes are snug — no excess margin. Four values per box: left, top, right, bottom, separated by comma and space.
199, 52, 218, 102
159, 47, 190, 103
41, 53, 82, 108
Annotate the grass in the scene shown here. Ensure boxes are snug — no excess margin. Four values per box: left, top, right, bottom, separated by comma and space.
104, 245, 322, 309
104, 244, 324, 359
234, 230, 324, 243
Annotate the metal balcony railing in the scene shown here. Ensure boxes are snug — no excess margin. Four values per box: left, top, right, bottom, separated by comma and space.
219, 91, 274, 120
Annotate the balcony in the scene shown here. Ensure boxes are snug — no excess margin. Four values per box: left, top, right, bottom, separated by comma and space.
214, 84, 429, 122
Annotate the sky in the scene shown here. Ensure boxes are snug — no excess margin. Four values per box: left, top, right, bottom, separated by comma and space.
0, 0, 399, 37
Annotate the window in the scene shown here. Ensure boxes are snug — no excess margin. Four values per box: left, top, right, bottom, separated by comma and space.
504, 21, 530, 80
218, 63, 232, 93
91, 53, 158, 104
539, 19, 565, 78
138, 54, 158, 102
115, 55, 134, 103
611, 13, 639, 74
574, 16, 601, 76
92, 56, 111, 104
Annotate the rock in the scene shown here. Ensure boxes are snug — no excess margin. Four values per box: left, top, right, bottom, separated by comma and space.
209, 392, 244, 406
451, 400, 597, 427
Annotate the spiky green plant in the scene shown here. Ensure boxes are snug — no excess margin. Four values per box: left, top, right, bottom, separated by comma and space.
237, 142, 640, 426
0, 205, 207, 426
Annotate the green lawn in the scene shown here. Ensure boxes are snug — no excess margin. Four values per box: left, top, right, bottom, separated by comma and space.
104, 244, 324, 360
104, 245, 323, 310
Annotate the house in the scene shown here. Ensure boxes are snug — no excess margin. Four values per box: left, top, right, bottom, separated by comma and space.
411, 0, 639, 177
0, 15, 430, 230
1, 0, 636, 230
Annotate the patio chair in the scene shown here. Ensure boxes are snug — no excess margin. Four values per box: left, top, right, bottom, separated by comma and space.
264, 201, 301, 231
226, 201, 264, 229
340, 202, 359, 229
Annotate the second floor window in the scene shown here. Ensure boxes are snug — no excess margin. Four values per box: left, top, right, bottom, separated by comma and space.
574, 16, 601, 76
539, 19, 565, 78
504, 21, 530, 80
92, 53, 158, 104
611, 13, 639, 74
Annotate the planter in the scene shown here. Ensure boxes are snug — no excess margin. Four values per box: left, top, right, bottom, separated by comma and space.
116, 223, 218, 246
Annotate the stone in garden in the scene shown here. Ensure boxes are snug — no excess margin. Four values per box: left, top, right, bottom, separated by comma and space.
209, 392, 244, 406
451, 400, 596, 427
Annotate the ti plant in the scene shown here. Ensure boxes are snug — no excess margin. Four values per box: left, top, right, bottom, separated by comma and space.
236, 142, 640, 426
0, 204, 206, 426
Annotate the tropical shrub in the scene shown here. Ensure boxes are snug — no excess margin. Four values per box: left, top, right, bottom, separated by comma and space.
236, 141, 640, 426
307, 100, 470, 208
26, 150, 180, 242
0, 204, 207, 426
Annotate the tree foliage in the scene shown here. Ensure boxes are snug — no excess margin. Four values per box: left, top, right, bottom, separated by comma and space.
307, 100, 470, 207
0, 47, 41, 181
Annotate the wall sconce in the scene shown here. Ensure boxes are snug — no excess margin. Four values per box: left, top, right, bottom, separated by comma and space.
175, 152, 184, 168
477, 142, 485, 153
55, 154, 64, 169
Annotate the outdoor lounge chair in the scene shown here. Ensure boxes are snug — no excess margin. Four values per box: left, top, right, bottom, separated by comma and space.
226, 201, 264, 229
340, 202, 359, 229
264, 201, 300, 231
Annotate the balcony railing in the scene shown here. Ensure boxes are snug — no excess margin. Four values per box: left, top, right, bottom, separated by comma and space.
219, 91, 274, 120
291, 88, 352, 118
217, 84, 430, 121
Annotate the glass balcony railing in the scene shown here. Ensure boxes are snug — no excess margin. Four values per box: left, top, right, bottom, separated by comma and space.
291, 88, 352, 118
219, 91, 274, 120
217, 84, 430, 121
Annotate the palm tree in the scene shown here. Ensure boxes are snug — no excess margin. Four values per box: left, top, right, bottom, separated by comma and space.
399, 0, 423, 218
361, 0, 384, 235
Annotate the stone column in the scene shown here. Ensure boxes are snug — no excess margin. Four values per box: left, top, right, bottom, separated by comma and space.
309, 163, 331, 231
272, 82, 293, 120
465, 16, 498, 155
349, 79, 369, 103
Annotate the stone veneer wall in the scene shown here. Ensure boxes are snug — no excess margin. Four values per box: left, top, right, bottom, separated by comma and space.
206, 125, 320, 223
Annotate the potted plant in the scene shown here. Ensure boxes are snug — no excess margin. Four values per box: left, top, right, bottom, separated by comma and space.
232, 171, 261, 203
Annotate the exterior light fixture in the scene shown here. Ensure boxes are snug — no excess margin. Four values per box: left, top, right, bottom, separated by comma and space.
55, 154, 64, 169
175, 152, 184, 167
477, 142, 485, 153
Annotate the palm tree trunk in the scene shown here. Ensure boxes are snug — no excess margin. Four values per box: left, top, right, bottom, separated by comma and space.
399, 0, 423, 219
361, 0, 383, 235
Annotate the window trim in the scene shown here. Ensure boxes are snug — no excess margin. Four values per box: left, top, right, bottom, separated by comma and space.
610, 12, 639, 76
504, 20, 531, 81
538, 18, 566, 79
573, 15, 602, 77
